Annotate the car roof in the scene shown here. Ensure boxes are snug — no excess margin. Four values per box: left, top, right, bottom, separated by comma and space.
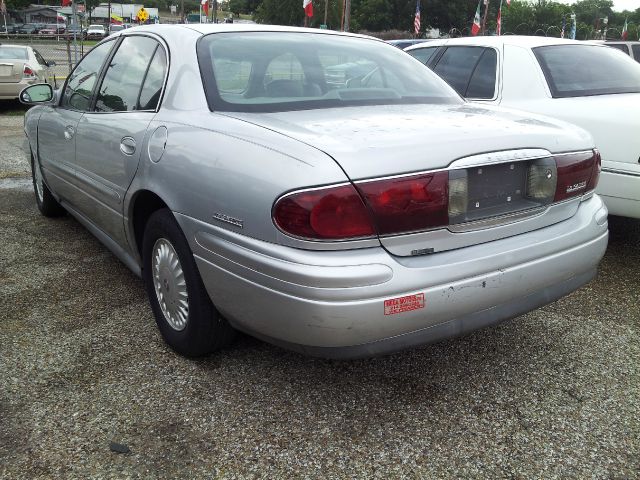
405, 35, 587, 51
127, 23, 383, 42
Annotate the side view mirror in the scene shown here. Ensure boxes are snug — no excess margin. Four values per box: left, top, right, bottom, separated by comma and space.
47, 60, 56, 67
20, 84, 54, 105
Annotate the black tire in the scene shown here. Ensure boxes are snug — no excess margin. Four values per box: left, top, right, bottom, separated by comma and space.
31, 153, 65, 217
142, 208, 236, 357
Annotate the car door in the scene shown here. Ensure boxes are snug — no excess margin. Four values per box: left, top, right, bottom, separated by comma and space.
72, 35, 167, 247
37, 40, 115, 204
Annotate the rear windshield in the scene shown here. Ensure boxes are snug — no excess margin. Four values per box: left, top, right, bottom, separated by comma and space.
197, 32, 461, 112
534, 44, 640, 97
0, 46, 28, 60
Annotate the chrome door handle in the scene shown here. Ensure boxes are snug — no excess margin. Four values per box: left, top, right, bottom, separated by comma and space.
120, 136, 136, 156
63, 125, 75, 140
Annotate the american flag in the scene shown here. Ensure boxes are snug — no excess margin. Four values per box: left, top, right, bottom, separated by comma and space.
414, 0, 420, 35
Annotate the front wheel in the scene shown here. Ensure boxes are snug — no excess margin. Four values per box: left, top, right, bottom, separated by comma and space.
142, 209, 236, 357
31, 153, 65, 217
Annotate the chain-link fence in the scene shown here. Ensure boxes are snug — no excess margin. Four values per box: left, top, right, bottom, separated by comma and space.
0, 34, 93, 84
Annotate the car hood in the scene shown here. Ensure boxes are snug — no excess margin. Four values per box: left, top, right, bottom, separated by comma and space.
224, 103, 593, 180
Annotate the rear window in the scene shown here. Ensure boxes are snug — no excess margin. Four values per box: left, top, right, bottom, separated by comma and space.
0, 46, 28, 60
534, 44, 640, 97
197, 32, 461, 113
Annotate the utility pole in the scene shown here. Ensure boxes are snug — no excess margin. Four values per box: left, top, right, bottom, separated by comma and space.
343, 0, 350, 31
180, 0, 184, 23
481, 0, 490, 35
324, 0, 328, 26
107, 1, 111, 33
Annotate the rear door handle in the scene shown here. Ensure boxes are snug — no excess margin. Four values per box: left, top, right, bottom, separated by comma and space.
63, 125, 75, 140
120, 136, 136, 156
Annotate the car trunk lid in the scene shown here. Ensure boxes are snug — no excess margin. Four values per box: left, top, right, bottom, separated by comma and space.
0, 61, 23, 83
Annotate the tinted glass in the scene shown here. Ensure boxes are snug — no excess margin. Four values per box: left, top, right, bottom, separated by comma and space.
137, 45, 167, 110
61, 40, 114, 111
632, 45, 640, 62
0, 46, 28, 60
606, 43, 629, 54
197, 32, 460, 112
95, 36, 158, 112
433, 46, 485, 96
407, 46, 438, 65
534, 44, 640, 97
466, 48, 497, 99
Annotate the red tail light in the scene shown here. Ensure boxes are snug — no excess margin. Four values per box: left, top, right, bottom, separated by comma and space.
554, 150, 600, 202
23, 65, 35, 77
273, 184, 375, 240
355, 172, 449, 235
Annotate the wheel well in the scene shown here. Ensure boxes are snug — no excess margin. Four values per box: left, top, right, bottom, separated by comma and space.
131, 191, 169, 257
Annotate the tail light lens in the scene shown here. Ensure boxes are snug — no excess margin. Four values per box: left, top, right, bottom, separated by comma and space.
273, 150, 600, 241
23, 65, 35, 77
355, 172, 449, 235
554, 150, 600, 202
273, 184, 375, 240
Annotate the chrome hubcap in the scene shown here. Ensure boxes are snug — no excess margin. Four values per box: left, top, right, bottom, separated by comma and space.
152, 238, 189, 331
34, 160, 44, 203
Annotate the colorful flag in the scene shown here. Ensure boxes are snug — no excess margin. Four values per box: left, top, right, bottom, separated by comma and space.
622, 18, 628, 40
471, 0, 482, 36
201, 0, 208, 16
561, 15, 566, 38
496, 2, 502, 35
506, 0, 510, 5
303, 0, 313, 18
62, 0, 72, 6
414, 0, 421, 35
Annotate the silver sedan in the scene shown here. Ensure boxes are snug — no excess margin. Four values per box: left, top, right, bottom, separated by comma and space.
21, 25, 608, 358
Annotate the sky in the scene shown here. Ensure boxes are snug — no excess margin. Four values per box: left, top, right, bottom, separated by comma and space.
554, 0, 640, 12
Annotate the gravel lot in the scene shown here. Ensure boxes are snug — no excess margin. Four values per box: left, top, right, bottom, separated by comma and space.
0, 114, 639, 478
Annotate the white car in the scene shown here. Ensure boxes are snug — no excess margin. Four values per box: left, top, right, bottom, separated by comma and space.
86, 24, 107, 39
406, 36, 640, 219
0, 45, 56, 100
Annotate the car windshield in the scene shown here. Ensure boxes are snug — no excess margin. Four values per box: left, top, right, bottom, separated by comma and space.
534, 44, 640, 97
197, 32, 461, 112
0, 46, 28, 60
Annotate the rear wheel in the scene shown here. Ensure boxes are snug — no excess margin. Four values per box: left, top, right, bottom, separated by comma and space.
142, 209, 236, 356
31, 153, 65, 217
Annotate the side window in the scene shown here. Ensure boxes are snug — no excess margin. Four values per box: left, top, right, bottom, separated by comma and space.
33, 50, 47, 66
632, 45, 640, 63
466, 48, 497, 99
137, 46, 167, 110
95, 36, 159, 112
61, 41, 114, 111
408, 47, 439, 65
433, 46, 484, 96
607, 43, 629, 55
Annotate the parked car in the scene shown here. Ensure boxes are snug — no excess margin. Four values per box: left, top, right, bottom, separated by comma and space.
108, 24, 126, 35
406, 36, 640, 219
20, 26, 608, 358
66, 24, 86, 39
17, 23, 40, 34
86, 24, 106, 39
0, 45, 56, 99
39, 23, 67, 35
597, 40, 640, 62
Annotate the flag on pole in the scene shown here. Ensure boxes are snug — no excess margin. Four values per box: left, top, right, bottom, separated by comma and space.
201, 0, 209, 16
506, 0, 510, 5
0, 0, 6, 15
496, 1, 502, 35
471, 0, 482, 36
622, 18, 628, 40
560, 15, 566, 38
414, 0, 421, 35
62, 0, 72, 6
303, 0, 313, 17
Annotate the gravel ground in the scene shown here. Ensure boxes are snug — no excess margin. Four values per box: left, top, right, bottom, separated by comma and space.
0, 115, 639, 478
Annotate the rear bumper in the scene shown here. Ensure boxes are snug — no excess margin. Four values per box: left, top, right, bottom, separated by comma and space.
177, 195, 609, 358
597, 167, 640, 218
0, 78, 38, 99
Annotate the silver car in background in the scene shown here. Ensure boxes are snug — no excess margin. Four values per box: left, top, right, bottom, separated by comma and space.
21, 25, 608, 358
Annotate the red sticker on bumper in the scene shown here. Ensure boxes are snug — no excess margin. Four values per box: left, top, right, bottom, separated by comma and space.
384, 293, 425, 315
